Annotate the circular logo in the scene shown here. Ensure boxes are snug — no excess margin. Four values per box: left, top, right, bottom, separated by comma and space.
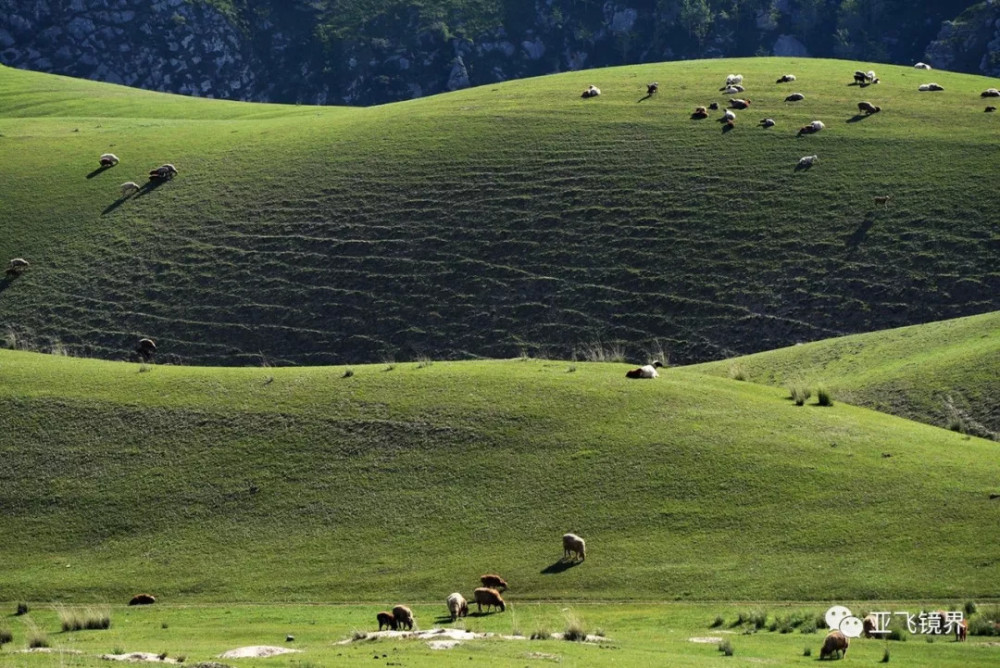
839, 615, 864, 638
825, 605, 852, 631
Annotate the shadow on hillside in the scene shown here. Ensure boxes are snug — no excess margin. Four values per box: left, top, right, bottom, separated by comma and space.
847, 82, 871, 88
846, 114, 869, 123
467, 610, 502, 618
541, 559, 582, 575
722, 123, 734, 134
794, 161, 814, 172
845, 213, 876, 249
133, 178, 166, 199
86, 165, 112, 179
102, 197, 127, 216
637, 94, 654, 103
432, 614, 457, 625
0, 275, 13, 295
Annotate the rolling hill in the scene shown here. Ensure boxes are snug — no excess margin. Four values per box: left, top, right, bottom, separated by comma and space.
1, 348, 999, 603
683, 311, 1000, 438
0, 57, 997, 366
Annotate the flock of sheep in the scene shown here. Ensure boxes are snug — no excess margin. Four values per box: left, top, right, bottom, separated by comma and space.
580, 62, 998, 179
374, 533, 585, 632
98, 153, 179, 197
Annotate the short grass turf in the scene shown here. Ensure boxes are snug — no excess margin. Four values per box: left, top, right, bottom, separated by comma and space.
683, 310, 1000, 437
0, 57, 997, 365
2, 350, 999, 604
0, 602, 998, 667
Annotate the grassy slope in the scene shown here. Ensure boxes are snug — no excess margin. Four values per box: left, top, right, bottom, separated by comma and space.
683, 311, 1000, 437
0, 57, 997, 365
2, 350, 999, 603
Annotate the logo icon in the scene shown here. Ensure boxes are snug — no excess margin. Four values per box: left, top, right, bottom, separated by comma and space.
824, 605, 864, 638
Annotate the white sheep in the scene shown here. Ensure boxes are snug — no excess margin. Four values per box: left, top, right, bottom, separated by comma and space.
723, 109, 736, 122
776, 74, 796, 83
120, 181, 140, 197
100, 153, 119, 167
581, 85, 601, 98
722, 85, 743, 94
980, 88, 1000, 97
867, 70, 879, 84
914, 62, 932, 69
446, 593, 468, 621
725, 74, 743, 86
759, 118, 775, 128
797, 154, 818, 169
6, 257, 29, 276
918, 83, 944, 91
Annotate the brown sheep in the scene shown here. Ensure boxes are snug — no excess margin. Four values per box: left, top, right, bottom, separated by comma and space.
391, 605, 414, 630
376, 611, 397, 630
473, 587, 506, 613
128, 593, 156, 606
820, 630, 849, 659
691, 106, 709, 119
480, 574, 508, 591
858, 101, 881, 115
728, 98, 751, 110
862, 614, 877, 638
446, 593, 468, 621
562, 533, 586, 561
957, 618, 968, 641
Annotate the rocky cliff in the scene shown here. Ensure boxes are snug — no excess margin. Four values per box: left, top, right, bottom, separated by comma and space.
0, 0, 994, 106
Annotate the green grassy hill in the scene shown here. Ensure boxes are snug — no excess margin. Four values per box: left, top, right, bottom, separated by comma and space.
0, 57, 997, 366
684, 311, 1000, 438
2, 349, 998, 603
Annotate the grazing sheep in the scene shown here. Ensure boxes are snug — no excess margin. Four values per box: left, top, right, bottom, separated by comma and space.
646, 82, 659, 96
784, 92, 805, 102
853, 70, 868, 85
914, 62, 932, 69
446, 593, 469, 621
873, 195, 892, 207
820, 630, 849, 659
708, 102, 719, 110
957, 618, 968, 641
862, 615, 877, 638
136, 337, 157, 360
725, 74, 743, 86
797, 120, 824, 135
866, 70, 879, 84
581, 85, 601, 98
759, 118, 775, 128
100, 153, 119, 167
857, 101, 881, 115
377, 611, 397, 631
797, 154, 818, 169
729, 98, 751, 110
128, 593, 156, 606
987, 106, 997, 112
723, 109, 736, 122
721, 85, 743, 95
691, 106, 709, 119
148, 164, 178, 180
562, 532, 586, 560
480, 574, 508, 591
626, 361, 663, 379
918, 83, 944, 91
120, 181, 140, 197
391, 605, 415, 631
776, 74, 796, 83
7, 257, 29, 275
981, 88, 1000, 97
473, 588, 506, 613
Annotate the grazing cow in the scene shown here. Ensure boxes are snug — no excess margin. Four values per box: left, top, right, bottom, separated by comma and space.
377, 611, 397, 630
562, 532, 586, 560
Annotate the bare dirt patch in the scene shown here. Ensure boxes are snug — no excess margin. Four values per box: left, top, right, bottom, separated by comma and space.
218, 646, 301, 659
688, 636, 724, 644
102, 652, 180, 663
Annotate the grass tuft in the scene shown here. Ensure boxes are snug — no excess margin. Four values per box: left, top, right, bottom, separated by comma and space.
15, 603, 29, 616
789, 384, 812, 406
0, 628, 12, 645
816, 385, 833, 406
710, 615, 724, 628
718, 638, 734, 655
531, 628, 551, 640
882, 647, 890, 662
728, 362, 747, 381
